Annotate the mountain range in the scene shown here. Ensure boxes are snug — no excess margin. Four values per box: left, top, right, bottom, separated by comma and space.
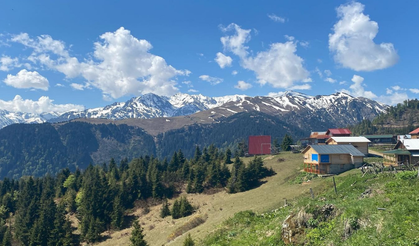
0, 91, 387, 130
0, 91, 388, 179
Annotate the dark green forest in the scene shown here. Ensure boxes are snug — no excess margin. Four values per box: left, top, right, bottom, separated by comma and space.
0, 112, 305, 179
0, 147, 273, 245
350, 99, 419, 135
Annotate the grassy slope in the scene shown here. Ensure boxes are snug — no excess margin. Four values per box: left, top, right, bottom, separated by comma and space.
96, 152, 325, 246
201, 169, 419, 245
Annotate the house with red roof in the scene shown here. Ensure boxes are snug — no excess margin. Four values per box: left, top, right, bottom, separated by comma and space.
410, 127, 419, 139
326, 128, 351, 137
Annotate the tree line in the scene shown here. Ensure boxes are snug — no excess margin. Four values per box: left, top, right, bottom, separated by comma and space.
0, 145, 274, 245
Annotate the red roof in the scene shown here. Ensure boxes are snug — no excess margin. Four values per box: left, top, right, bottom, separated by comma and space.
410, 127, 419, 135
326, 128, 351, 135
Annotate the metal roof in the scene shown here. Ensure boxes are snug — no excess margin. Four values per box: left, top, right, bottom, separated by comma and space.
328, 137, 371, 143
326, 128, 351, 135
383, 149, 411, 155
362, 135, 394, 139
409, 128, 419, 135
410, 151, 419, 157
305, 145, 364, 157
401, 139, 419, 150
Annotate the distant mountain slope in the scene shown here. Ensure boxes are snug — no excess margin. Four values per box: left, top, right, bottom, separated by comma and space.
0, 91, 387, 130
0, 109, 59, 129
49, 93, 247, 123
350, 99, 419, 135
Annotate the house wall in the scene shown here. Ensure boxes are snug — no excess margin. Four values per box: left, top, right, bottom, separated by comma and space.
412, 156, 419, 164
412, 135, 419, 139
328, 164, 354, 174
327, 140, 369, 155
303, 147, 318, 163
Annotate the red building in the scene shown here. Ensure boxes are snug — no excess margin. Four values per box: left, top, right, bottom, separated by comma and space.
248, 135, 271, 155
326, 128, 351, 137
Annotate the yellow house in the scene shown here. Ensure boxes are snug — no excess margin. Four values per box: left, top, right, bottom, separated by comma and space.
383, 139, 419, 166
326, 136, 371, 155
302, 145, 365, 175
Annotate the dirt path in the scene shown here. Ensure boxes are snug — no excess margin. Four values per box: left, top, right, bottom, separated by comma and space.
369, 149, 384, 157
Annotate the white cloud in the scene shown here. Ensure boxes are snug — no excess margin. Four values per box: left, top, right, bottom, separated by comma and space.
378, 92, 408, 105
329, 2, 398, 71
299, 41, 309, 48
234, 81, 252, 90
324, 77, 337, 83
0, 56, 21, 71
188, 89, 199, 93
324, 70, 332, 77
0, 95, 84, 114
231, 70, 238, 75
315, 67, 323, 78
391, 85, 401, 91
220, 23, 310, 89
214, 52, 233, 68
344, 75, 377, 99
317, 59, 322, 63
242, 42, 310, 88
289, 84, 311, 90
267, 14, 286, 23
339, 81, 346, 85
410, 88, 419, 94
3, 69, 49, 90
386, 88, 393, 94
220, 23, 251, 58
55, 83, 65, 87
70, 83, 88, 91
10, 27, 189, 99
199, 75, 223, 85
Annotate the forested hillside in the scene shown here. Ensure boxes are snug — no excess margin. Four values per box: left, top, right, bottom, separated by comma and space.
0, 112, 305, 179
0, 148, 273, 245
350, 99, 419, 135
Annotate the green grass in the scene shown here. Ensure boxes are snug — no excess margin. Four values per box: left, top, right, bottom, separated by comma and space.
201, 171, 419, 246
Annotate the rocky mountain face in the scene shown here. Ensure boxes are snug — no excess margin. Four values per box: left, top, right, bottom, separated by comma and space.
0, 109, 60, 129
0, 92, 387, 129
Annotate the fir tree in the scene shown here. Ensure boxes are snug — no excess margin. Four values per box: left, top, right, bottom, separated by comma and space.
160, 198, 171, 218
281, 134, 293, 151
179, 197, 194, 217
183, 234, 195, 246
171, 200, 181, 219
130, 220, 148, 246
224, 148, 232, 164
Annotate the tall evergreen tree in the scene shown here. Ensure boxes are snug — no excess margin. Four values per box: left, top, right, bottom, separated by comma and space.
183, 234, 195, 246
224, 148, 233, 164
281, 134, 293, 151
130, 220, 148, 246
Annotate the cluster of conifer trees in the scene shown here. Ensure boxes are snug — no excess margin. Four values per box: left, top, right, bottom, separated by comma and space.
0, 145, 273, 245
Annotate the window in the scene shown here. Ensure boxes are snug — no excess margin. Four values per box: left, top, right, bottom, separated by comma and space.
312, 154, 318, 162
320, 155, 330, 163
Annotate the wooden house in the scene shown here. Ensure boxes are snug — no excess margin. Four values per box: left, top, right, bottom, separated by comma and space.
326, 137, 371, 155
302, 145, 364, 175
308, 131, 329, 145
362, 135, 396, 144
383, 139, 419, 166
410, 128, 419, 139
326, 128, 351, 137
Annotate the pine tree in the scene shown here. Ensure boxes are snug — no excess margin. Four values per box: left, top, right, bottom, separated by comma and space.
111, 195, 124, 230
224, 148, 232, 164
183, 234, 195, 246
179, 197, 194, 217
160, 198, 171, 218
171, 200, 181, 219
2, 225, 11, 246
130, 220, 148, 246
281, 134, 293, 151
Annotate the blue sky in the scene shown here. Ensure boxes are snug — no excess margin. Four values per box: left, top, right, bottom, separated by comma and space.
1, 0, 419, 114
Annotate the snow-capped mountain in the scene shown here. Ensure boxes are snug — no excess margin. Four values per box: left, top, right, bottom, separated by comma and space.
0, 109, 60, 129
0, 91, 387, 129
49, 93, 248, 123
